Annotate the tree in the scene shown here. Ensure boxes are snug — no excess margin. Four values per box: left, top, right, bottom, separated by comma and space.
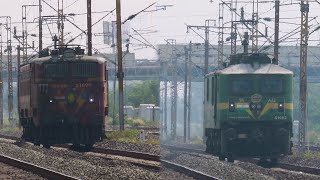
125, 80, 160, 107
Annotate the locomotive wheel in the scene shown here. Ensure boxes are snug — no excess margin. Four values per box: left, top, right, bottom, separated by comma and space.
43, 143, 51, 149
218, 156, 225, 161
270, 158, 278, 165
71, 144, 81, 150
85, 143, 93, 151
227, 157, 234, 163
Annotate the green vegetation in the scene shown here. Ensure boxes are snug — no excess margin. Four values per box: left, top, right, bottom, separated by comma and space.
0, 126, 21, 134
108, 80, 160, 127
106, 129, 159, 145
189, 136, 204, 145
106, 116, 159, 128
299, 152, 320, 159
107, 129, 140, 143
126, 80, 160, 108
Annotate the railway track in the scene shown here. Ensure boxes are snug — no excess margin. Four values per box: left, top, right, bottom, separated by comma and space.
0, 153, 80, 180
0, 134, 160, 170
161, 159, 221, 180
162, 143, 320, 176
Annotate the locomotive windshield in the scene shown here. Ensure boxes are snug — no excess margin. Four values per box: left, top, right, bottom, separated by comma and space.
44, 62, 98, 78
72, 62, 98, 77
231, 79, 253, 95
44, 63, 68, 78
260, 78, 283, 94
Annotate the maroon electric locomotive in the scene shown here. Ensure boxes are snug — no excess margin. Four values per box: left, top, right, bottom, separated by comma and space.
19, 46, 108, 148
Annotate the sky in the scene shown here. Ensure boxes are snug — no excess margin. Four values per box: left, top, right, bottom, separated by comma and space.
1, 0, 320, 60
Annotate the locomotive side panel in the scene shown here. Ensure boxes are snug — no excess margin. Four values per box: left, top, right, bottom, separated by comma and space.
19, 64, 32, 125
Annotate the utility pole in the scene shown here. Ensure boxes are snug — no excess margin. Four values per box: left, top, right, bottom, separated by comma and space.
187, 41, 192, 140
0, 25, 3, 128
183, 45, 188, 143
166, 39, 177, 140
116, 0, 124, 131
22, 6, 28, 63
274, 0, 280, 64
251, 0, 259, 53
299, 0, 309, 153
161, 59, 168, 136
187, 21, 216, 73
58, 0, 64, 45
218, 3, 224, 70
87, 0, 92, 55
39, 0, 42, 51
230, 0, 237, 55
273, 0, 280, 63
17, 45, 21, 127
5, 17, 13, 125
205, 25, 209, 74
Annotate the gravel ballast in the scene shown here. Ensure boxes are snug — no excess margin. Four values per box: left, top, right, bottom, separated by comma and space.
162, 147, 320, 180
0, 161, 46, 180
0, 142, 159, 180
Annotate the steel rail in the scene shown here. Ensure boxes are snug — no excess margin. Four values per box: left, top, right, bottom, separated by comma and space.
0, 154, 80, 180
0, 134, 160, 162
276, 163, 320, 176
91, 147, 160, 162
161, 159, 221, 180
163, 143, 320, 176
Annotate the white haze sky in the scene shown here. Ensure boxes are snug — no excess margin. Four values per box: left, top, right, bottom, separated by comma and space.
2, 0, 320, 60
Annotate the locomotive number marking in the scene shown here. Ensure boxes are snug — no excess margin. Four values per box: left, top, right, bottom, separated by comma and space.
274, 116, 287, 120
75, 83, 92, 88
268, 98, 276, 103
52, 84, 67, 88
238, 98, 245, 102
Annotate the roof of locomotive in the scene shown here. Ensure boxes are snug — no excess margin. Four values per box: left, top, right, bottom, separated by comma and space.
207, 53, 293, 76
29, 47, 106, 64
30, 55, 106, 64
208, 63, 293, 76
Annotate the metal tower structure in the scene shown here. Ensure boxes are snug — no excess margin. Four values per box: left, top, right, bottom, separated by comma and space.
4, 17, 13, 124
166, 39, 177, 139
274, 0, 280, 64
218, 3, 224, 70
161, 58, 168, 137
251, 0, 259, 53
298, 0, 309, 153
187, 41, 192, 140
0, 25, 3, 128
58, 0, 64, 45
230, 0, 238, 55
22, 5, 28, 63
39, 0, 43, 51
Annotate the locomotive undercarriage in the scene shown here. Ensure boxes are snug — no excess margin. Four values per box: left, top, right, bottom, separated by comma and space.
21, 117, 105, 149
205, 121, 292, 163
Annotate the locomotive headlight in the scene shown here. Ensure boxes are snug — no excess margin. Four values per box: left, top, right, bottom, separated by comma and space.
49, 99, 53, 103
89, 95, 94, 103
229, 101, 235, 112
278, 102, 284, 112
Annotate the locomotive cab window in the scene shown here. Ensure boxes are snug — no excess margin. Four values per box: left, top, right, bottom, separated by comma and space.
260, 78, 283, 94
44, 63, 68, 78
231, 79, 253, 95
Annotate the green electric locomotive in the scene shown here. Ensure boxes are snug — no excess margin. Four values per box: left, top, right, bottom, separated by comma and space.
204, 53, 293, 163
